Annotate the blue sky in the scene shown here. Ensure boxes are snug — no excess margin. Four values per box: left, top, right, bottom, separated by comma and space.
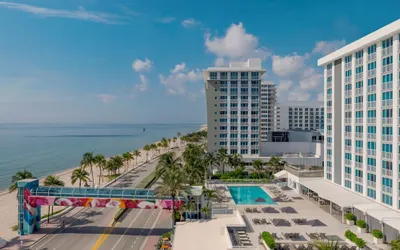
0, 0, 399, 123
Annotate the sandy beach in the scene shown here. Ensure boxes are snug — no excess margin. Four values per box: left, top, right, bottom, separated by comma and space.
0, 138, 182, 241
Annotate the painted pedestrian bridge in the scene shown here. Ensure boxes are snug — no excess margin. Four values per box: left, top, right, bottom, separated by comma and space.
17, 179, 190, 236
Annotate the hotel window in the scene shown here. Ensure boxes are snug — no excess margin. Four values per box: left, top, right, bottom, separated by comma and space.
230, 72, 238, 80
220, 72, 227, 79
327, 64, 332, 70
367, 126, 376, 134
367, 188, 376, 199
210, 72, 217, 79
355, 50, 363, 59
367, 44, 376, 54
345, 55, 352, 63
251, 72, 259, 80
356, 66, 363, 74
355, 184, 363, 194
345, 84, 352, 91
382, 143, 393, 153
367, 158, 376, 167
345, 180, 352, 189
240, 72, 248, 80
382, 109, 393, 118
368, 78, 376, 86
382, 91, 393, 100
327, 76, 332, 83
382, 194, 393, 206
382, 56, 393, 66
220, 134, 227, 138
367, 94, 376, 102
240, 149, 248, 154
382, 37, 393, 48
356, 81, 363, 88
230, 133, 238, 138
241, 134, 248, 139
220, 81, 227, 87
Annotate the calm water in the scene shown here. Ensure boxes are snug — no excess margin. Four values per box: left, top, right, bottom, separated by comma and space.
228, 186, 276, 205
0, 123, 201, 190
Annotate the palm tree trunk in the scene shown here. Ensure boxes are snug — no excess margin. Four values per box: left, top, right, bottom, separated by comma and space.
79, 179, 81, 188
47, 206, 50, 223
171, 194, 176, 227
98, 167, 102, 186
90, 165, 94, 187
136, 158, 138, 165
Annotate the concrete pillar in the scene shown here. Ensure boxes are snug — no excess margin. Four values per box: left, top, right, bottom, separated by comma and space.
330, 202, 333, 215
17, 179, 40, 235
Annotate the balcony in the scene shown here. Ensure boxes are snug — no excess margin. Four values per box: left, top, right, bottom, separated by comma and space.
382, 47, 393, 57
368, 181, 376, 188
345, 173, 352, 180
327, 69, 332, 76
367, 69, 376, 77
230, 114, 238, 118
327, 107, 332, 113
355, 162, 363, 169
367, 102, 376, 109
345, 132, 351, 137
345, 63, 352, 70
382, 135, 393, 142
356, 73, 363, 81
220, 99, 227, 103
356, 118, 363, 124
367, 133, 376, 140
367, 85, 376, 93
367, 118, 376, 124
220, 122, 227, 126
367, 165, 376, 172
345, 90, 352, 97
327, 142, 332, 148
327, 130, 332, 136
367, 53, 376, 61
356, 103, 363, 110
382, 64, 393, 73
382, 99, 393, 107
327, 118, 332, 124
382, 152, 393, 159
327, 155, 332, 160
368, 149, 376, 156
345, 146, 351, 152
345, 118, 352, 124
345, 104, 352, 111
356, 88, 363, 96
382, 81, 393, 91
382, 118, 392, 125
241, 107, 248, 111
356, 132, 363, 139
356, 147, 363, 153
382, 185, 393, 194
356, 58, 363, 66
382, 168, 393, 176
356, 177, 363, 183
327, 94, 332, 100
327, 82, 332, 89
345, 159, 352, 166
345, 76, 352, 84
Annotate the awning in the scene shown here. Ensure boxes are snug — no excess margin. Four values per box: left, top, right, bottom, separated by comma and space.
274, 170, 288, 179
299, 179, 371, 208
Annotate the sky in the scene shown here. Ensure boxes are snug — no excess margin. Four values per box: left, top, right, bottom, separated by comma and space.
0, 0, 399, 124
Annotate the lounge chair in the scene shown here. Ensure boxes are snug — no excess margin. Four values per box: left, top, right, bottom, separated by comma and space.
261, 218, 268, 224
245, 207, 252, 213
252, 208, 259, 213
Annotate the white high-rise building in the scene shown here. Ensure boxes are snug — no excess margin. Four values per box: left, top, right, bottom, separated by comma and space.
273, 104, 324, 131
260, 82, 277, 142
204, 58, 266, 155
318, 19, 400, 209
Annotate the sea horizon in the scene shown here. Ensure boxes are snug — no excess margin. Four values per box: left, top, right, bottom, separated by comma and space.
0, 123, 203, 190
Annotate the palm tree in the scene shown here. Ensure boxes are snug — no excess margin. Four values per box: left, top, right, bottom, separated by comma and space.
229, 153, 243, 170
132, 150, 141, 165
267, 156, 286, 174
173, 137, 177, 147
155, 167, 190, 227
168, 138, 172, 150
161, 137, 169, 152
202, 189, 218, 207
155, 152, 182, 178
9, 169, 35, 192
143, 144, 151, 162
43, 175, 65, 223
201, 207, 211, 220
112, 156, 124, 174
185, 201, 197, 220
184, 158, 205, 185
150, 144, 157, 158
122, 152, 133, 173
94, 154, 107, 185
203, 152, 217, 179
252, 159, 265, 179
80, 152, 96, 187
216, 148, 229, 174
312, 240, 340, 250
71, 168, 90, 188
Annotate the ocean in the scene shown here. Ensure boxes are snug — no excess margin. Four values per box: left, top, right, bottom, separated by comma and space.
0, 123, 201, 190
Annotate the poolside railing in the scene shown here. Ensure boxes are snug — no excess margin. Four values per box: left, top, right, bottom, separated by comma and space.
208, 179, 271, 184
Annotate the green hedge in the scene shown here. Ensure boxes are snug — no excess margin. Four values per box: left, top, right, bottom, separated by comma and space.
372, 229, 383, 239
345, 212, 356, 221
345, 230, 366, 248
356, 220, 367, 229
354, 238, 366, 248
262, 232, 276, 249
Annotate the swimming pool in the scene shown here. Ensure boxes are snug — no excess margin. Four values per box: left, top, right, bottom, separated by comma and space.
228, 186, 276, 205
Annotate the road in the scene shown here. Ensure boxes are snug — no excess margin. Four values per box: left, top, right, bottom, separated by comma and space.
30, 150, 181, 250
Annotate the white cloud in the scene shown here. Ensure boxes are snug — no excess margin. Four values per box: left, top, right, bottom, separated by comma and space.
182, 18, 200, 27
272, 53, 306, 77
134, 74, 149, 91
299, 68, 323, 89
171, 62, 186, 74
313, 39, 346, 55
317, 93, 324, 102
96, 94, 116, 104
288, 90, 311, 102
277, 80, 292, 92
132, 58, 152, 72
214, 57, 226, 67
0, 1, 123, 24
157, 17, 176, 23
159, 63, 202, 95
205, 22, 259, 59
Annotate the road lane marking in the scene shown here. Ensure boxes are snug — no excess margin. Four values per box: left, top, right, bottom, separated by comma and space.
109, 209, 143, 250
139, 209, 163, 250
91, 212, 124, 250
131, 209, 157, 248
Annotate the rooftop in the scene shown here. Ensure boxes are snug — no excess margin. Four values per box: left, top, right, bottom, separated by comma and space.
318, 18, 400, 66
204, 58, 266, 73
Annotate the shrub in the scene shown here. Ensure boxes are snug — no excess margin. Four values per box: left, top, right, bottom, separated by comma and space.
372, 229, 383, 239
345, 212, 356, 221
262, 232, 276, 249
354, 238, 366, 248
356, 220, 367, 229
345, 230, 357, 242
